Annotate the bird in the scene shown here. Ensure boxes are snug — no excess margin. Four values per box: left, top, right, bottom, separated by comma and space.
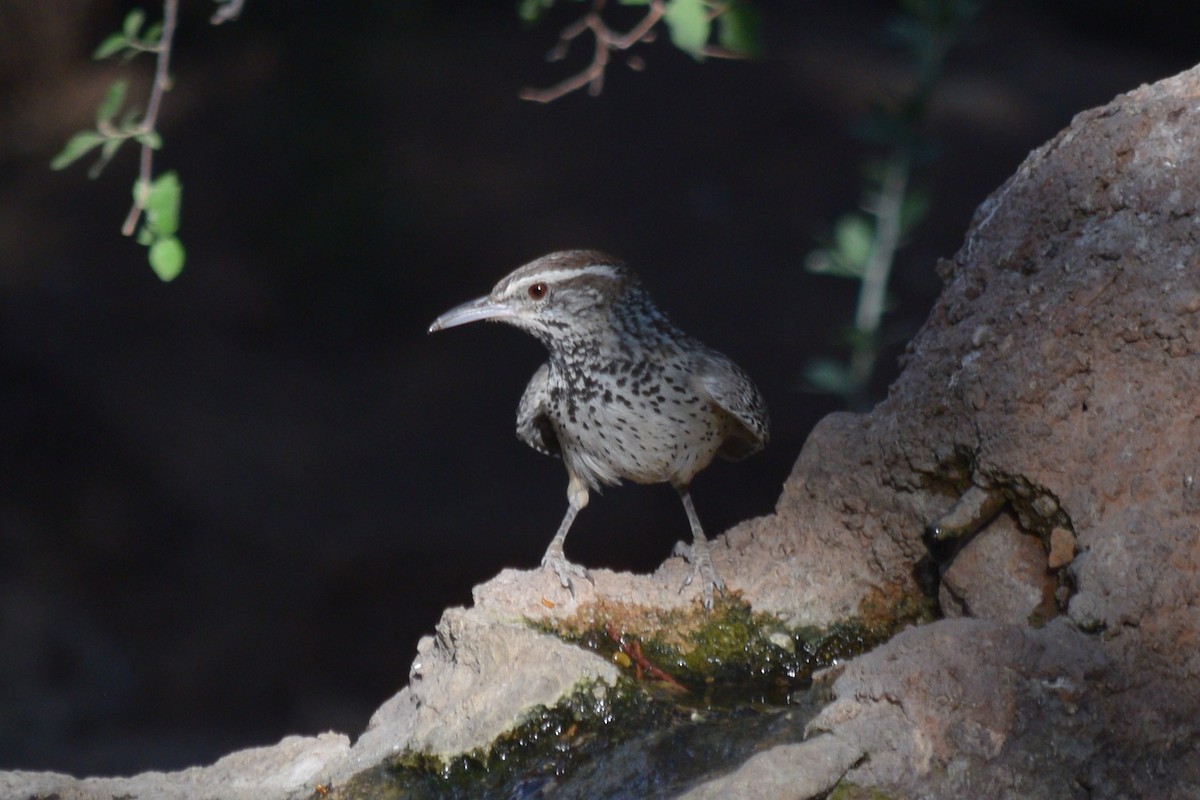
428, 250, 769, 609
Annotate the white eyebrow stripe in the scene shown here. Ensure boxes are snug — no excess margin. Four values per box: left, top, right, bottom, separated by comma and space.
526, 265, 621, 285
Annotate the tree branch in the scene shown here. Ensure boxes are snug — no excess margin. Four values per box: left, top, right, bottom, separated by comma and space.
520, 0, 667, 103
121, 0, 179, 236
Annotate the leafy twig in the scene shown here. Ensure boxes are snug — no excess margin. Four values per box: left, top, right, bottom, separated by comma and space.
51, 1, 245, 280
803, 0, 981, 407
122, 0, 179, 238
519, 0, 759, 103
847, 150, 911, 393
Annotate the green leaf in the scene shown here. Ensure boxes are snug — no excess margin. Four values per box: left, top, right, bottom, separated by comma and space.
899, 188, 930, 235
807, 251, 865, 279
617, 0, 651, 4
123, 9, 146, 39
663, 0, 711, 58
838, 324, 879, 351
142, 21, 163, 45
50, 131, 106, 171
832, 213, 874, 271
94, 33, 128, 60
88, 136, 126, 179
805, 248, 857, 280
119, 106, 143, 132
716, 3, 762, 57
148, 236, 186, 281
135, 130, 163, 150
144, 171, 182, 237
132, 177, 150, 206
517, 0, 555, 22
806, 214, 876, 279
96, 79, 128, 125
802, 358, 858, 396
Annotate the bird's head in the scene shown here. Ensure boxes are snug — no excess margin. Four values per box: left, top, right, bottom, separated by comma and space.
428, 250, 638, 342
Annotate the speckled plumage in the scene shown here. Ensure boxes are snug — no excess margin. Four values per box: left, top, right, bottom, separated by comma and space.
430, 250, 769, 608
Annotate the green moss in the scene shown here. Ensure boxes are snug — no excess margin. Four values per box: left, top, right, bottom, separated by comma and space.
544, 592, 933, 703
326, 592, 934, 798
327, 677, 720, 799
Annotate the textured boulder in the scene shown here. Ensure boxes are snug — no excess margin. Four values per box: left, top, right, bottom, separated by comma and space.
683, 63, 1200, 799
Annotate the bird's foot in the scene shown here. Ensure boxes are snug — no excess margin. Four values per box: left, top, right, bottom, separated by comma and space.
673, 540, 726, 611
541, 548, 593, 597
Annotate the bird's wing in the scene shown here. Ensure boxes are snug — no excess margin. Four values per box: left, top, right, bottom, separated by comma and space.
696, 351, 769, 462
516, 362, 561, 457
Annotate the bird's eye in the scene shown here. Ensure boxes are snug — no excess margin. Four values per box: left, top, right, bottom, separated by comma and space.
528, 282, 548, 300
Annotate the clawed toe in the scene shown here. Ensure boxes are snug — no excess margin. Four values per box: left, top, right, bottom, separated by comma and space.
541, 551, 593, 596
676, 543, 725, 610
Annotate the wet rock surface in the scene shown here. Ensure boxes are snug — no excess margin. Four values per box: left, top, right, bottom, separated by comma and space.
5, 58, 1200, 800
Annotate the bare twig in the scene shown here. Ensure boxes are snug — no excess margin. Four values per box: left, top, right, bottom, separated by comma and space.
520, 0, 667, 103
121, 0, 179, 236
604, 622, 686, 690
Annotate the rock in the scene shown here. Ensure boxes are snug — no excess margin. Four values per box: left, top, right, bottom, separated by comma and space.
348, 598, 619, 764
928, 484, 1007, 541
675, 733, 863, 800
807, 618, 1110, 798
684, 619, 1108, 799
938, 513, 1052, 624
0, 733, 351, 800
1048, 526, 1076, 569
684, 62, 1200, 799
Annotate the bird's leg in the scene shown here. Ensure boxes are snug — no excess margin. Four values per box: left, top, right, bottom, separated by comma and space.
540, 474, 593, 595
673, 484, 725, 610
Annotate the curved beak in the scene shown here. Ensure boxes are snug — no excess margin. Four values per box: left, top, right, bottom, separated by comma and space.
428, 296, 514, 333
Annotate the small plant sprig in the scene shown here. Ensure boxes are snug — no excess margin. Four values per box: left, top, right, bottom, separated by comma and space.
804, 0, 982, 409
51, 0, 245, 281
518, 0, 761, 103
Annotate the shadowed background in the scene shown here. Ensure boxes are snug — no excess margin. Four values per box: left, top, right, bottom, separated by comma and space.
0, 0, 1193, 776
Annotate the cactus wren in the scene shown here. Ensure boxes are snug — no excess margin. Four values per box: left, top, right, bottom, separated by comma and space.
429, 250, 769, 608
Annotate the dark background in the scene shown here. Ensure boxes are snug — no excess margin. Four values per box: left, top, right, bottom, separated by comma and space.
0, 0, 1193, 777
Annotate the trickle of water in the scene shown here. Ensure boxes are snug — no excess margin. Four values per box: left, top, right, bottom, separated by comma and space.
339, 681, 831, 800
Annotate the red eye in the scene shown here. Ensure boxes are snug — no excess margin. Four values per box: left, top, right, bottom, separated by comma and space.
528, 282, 548, 300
